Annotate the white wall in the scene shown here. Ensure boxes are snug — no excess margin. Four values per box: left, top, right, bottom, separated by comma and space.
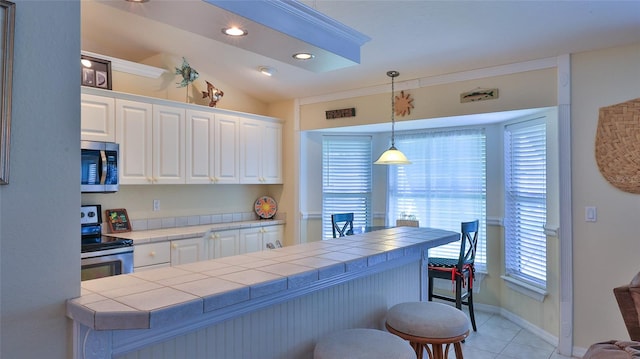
572, 43, 640, 348
0, 1, 80, 358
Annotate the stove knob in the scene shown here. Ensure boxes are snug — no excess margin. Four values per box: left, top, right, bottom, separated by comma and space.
88, 211, 95, 217
81, 212, 85, 218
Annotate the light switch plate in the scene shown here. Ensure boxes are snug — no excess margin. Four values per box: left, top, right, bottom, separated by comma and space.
585, 206, 597, 222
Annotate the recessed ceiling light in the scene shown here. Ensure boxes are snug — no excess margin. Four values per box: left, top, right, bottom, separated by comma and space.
222, 27, 248, 37
125, 0, 149, 3
259, 66, 276, 76
293, 53, 314, 60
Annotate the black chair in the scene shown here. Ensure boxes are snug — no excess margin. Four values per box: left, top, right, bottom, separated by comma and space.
428, 219, 479, 332
331, 213, 354, 238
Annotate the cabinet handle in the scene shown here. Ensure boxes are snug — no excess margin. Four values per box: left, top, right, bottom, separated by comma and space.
146, 177, 153, 183
150, 251, 156, 257
210, 233, 215, 239
172, 243, 178, 249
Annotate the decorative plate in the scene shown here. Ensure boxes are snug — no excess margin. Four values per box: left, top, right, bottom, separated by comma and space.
255, 196, 277, 219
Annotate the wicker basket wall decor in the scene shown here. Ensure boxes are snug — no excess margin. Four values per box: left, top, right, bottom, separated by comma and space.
595, 98, 640, 194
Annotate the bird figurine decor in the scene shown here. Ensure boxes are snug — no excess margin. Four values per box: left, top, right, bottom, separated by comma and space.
175, 57, 199, 102
202, 80, 224, 107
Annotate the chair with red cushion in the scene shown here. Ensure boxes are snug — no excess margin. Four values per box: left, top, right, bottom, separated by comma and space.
428, 219, 479, 332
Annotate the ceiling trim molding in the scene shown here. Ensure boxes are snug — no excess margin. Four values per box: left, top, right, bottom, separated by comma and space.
81, 51, 166, 79
299, 57, 558, 105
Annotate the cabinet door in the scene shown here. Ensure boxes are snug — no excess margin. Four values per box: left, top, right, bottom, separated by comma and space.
171, 237, 207, 266
262, 225, 284, 248
240, 227, 264, 254
239, 118, 262, 183
261, 122, 283, 184
116, 99, 153, 184
210, 229, 240, 259
81, 94, 115, 142
186, 109, 215, 184
214, 114, 240, 183
153, 105, 185, 184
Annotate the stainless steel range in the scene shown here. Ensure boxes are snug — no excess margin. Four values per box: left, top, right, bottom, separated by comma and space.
81, 205, 133, 281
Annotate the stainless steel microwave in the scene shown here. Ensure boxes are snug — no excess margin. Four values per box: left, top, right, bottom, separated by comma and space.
81, 140, 119, 193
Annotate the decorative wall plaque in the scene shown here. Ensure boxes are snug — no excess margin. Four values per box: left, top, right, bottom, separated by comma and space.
460, 88, 498, 103
325, 108, 356, 119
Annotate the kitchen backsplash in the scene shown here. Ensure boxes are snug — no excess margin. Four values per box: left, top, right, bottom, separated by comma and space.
107, 211, 286, 232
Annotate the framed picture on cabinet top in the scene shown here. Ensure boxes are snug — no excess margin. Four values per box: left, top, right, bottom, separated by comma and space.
81, 55, 112, 90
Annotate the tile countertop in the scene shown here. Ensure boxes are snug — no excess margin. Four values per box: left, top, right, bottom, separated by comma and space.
105, 219, 285, 244
67, 227, 459, 331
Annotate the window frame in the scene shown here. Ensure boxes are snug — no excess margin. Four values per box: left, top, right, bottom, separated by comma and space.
503, 118, 548, 289
321, 135, 373, 239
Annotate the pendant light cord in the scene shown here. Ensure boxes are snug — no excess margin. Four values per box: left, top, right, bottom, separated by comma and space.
387, 70, 399, 148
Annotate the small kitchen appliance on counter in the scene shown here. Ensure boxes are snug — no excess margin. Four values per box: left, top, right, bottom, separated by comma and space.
81, 204, 133, 281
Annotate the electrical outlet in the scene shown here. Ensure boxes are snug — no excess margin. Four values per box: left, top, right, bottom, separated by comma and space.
153, 199, 160, 212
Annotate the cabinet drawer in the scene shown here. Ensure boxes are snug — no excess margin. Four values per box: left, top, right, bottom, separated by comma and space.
134, 242, 170, 267
134, 263, 170, 272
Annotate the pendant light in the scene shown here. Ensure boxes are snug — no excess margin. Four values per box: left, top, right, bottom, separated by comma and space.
374, 70, 411, 165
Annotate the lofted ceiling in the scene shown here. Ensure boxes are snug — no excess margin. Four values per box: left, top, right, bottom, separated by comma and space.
81, 0, 640, 105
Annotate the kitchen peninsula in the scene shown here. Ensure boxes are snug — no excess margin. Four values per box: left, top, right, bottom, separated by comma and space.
67, 227, 459, 359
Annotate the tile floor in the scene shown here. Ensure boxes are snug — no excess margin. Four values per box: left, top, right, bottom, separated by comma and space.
451, 307, 579, 359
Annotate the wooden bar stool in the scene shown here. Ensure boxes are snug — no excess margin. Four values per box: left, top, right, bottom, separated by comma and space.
385, 302, 469, 359
314, 328, 416, 359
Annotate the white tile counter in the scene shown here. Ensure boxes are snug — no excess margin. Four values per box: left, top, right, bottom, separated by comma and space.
67, 227, 459, 359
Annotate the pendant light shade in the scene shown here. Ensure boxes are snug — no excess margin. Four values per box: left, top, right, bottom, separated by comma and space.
374, 70, 411, 165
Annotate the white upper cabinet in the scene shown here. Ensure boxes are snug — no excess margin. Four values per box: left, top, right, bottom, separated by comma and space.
214, 114, 240, 183
153, 105, 186, 184
116, 99, 153, 184
84, 88, 282, 186
239, 118, 283, 184
81, 94, 115, 142
186, 110, 239, 184
116, 100, 186, 184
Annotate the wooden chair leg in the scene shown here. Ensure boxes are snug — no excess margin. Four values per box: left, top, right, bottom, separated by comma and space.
455, 277, 462, 310
428, 275, 434, 301
453, 342, 464, 358
432, 344, 444, 359
467, 284, 477, 332
410, 342, 423, 359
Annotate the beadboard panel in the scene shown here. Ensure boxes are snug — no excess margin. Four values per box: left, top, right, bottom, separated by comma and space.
116, 262, 420, 359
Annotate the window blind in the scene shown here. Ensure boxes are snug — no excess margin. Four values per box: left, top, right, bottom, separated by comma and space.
388, 129, 487, 270
504, 119, 547, 288
322, 136, 372, 239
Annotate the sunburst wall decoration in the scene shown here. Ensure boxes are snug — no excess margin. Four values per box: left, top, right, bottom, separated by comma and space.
395, 90, 414, 116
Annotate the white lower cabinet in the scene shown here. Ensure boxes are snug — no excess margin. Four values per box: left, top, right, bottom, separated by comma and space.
239, 225, 284, 254
170, 236, 207, 266
207, 229, 240, 259
134, 242, 170, 271
134, 225, 282, 269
